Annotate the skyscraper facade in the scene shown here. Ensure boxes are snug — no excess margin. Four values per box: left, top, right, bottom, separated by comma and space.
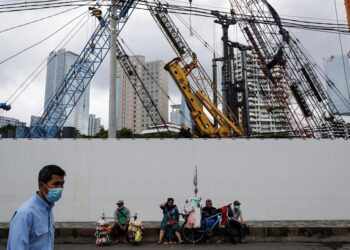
324, 53, 350, 115
30, 116, 40, 127
45, 48, 90, 135
170, 104, 182, 125
180, 96, 192, 128
116, 56, 168, 133
88, 114, 101, 136
234, 50, 288, 135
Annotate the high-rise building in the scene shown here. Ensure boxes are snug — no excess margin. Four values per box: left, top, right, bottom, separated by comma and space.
0, 116, 26, 128
30, 116, 40, 127
234, 50, 288, 135
180, 96, 192, 128
170, 104, 182, 125
88, 114, 101, 136
116, 56, 168, 133
44, 48, 90, 135
324, 53, 350, 115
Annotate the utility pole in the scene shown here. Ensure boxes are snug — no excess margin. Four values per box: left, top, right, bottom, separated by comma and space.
108, 0, 117, 138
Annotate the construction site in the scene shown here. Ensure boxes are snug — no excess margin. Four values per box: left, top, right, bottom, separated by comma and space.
0, 0, 350, 138
1, 0, 350, 248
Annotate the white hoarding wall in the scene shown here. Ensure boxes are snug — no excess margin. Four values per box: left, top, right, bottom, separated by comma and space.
0, 139, 349, 222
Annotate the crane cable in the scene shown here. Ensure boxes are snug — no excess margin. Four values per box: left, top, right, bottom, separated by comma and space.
0, 5, 82, 34
0, 10, 88, 66
5, 8, 91, 106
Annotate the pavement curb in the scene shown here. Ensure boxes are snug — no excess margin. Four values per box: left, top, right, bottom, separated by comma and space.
1, 221, 350, 245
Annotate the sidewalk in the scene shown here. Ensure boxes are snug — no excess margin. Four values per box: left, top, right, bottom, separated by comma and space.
1, 221, 350, 244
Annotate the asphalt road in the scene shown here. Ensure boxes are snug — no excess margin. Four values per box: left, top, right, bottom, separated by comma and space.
53, 243, 350, 250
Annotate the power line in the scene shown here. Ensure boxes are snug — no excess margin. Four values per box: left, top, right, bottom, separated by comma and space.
0, 1, 95, 13
1, 0, 349, 34
0, 5, 82, 34
6, 8, 92, 105
0, 10, 87, 65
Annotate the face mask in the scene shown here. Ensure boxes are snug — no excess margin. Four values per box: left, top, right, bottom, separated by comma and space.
43, 184, 63, 203
234, 205, 240, 209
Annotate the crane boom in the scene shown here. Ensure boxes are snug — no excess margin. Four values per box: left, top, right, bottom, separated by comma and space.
29, 0, 138, 138
147, 0, 242, 128
165, 56, 245, 138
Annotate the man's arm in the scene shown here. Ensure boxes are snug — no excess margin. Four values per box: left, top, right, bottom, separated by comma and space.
239, 211, 244, 224
126, 208, 130, 224
7, 211, 31, 250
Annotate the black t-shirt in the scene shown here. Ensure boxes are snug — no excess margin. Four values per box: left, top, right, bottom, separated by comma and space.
201, 206, 217, 218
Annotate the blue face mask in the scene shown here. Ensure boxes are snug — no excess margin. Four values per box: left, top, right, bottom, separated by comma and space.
44, 184, 63, 203
234, 205, 240, 209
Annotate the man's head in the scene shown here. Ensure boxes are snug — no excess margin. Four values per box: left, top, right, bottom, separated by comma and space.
38, 165, 66, 203
205, 199, 213, 208
116, 200, 124, 209
233, 200, 241, 209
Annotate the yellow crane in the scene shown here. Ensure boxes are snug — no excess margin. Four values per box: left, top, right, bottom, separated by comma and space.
164, 55, 245, 138
346, 0, 350, 31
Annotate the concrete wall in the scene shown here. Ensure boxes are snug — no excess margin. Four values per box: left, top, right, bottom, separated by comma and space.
0, 139, 349, 222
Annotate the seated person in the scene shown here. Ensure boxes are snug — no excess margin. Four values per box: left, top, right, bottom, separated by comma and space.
201, 199, 217, 219
158, 198, 184, 244
111, 200, 130, 243
227, 200, 247, 244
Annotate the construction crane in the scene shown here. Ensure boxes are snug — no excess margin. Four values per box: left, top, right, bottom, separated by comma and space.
146, 0, 243, 130
28, 0, 138, 138
231, 0, 348, 138
165, 54, 245, 138
346, 0, 350, 31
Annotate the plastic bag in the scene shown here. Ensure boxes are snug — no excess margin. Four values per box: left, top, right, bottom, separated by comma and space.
135, 230, 142, 242
187, 213, 196, 229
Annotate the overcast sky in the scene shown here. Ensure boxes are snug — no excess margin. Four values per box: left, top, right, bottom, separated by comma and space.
0, 0, 349, 127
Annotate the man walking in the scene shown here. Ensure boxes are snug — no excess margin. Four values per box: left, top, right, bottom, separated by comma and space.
7, 165, 66, 250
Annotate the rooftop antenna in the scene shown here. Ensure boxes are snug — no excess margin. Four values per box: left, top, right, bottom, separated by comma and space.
193, 165, 198, 197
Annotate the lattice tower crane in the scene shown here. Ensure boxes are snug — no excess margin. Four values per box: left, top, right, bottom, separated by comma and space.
28, 0, 140, 138
231, 0, 348, 138
146, 0, 244, 132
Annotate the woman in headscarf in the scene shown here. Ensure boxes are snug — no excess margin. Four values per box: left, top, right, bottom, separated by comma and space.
158, 198, 184, 244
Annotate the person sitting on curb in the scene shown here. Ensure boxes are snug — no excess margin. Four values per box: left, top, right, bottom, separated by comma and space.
227, 200, 247, 244
158, 198, 184, 244
111, 200, 130, 243
201, 199, 217, 219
